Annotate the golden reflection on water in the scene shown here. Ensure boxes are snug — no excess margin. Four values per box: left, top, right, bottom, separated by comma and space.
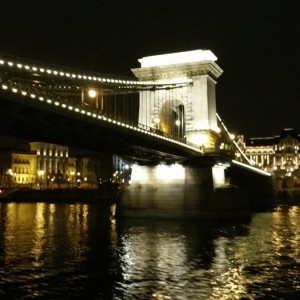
32, 203, 46, 265
119, 230, 189, 299
2, 203, 92, 275
2, 203, 300, 298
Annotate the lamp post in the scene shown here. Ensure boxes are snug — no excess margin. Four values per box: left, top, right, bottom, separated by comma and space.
8, 168, 14, 187
77, 172, 81, 187
154, 117, 160, 133
37, 170, 44, 189
81, 88, 99, 109
70, 171, 75, 188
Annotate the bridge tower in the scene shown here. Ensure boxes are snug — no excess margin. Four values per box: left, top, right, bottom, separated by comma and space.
132, 49, 223, 150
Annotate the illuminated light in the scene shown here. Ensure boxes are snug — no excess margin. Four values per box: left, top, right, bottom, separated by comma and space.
39, 97, 44, 101
30, 94, 36, 98
232, 160, 271, 176
154, 117, 160, 124
88, 76, 92, 80
2, 85, 8, 90
87, 112, 91, 116
130, 164, 149, 181
88, 89, 97, 98
32, 67, 37, 71
212, 163, 228, 187
103, 117, 107, 121
66, 73, 70, 77
121, 123, 126, 126
60, 72, 65, 76
53, 70, 58, 75
21, 91, 27, 96
78, 75, 82, 79
12, 88, 18, 93
8, 61, 13, 66
117, 121, 121, 125
72, 74, 76, 78
175, 120, 180, 126
83, 75, 87, 79
54, 101, 59, 106
62, 103, 66, 108
97, 115, 102, 119
81, 110, 86, 114
139, 49, 217, 68
40, 68, 45, 72
108, 118, 112, 122
75, 108, 79, 112
156, 163, 185, 180
230, 134, 235, 140
93, 77, 97, 81
92, 113, 97, 117
0, 60, 4, 64
17, 63, 23, 68
46, 69, 52, 74
215, 127, 221, 133
113, 120, 116, 124
68, 106, 73, 110
47, 99, 52, 103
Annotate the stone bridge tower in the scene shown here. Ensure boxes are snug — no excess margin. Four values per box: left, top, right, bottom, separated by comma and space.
131, 49, 223, 150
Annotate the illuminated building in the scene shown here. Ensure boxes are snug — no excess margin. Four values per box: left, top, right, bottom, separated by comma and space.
0, 150, 36, 187
242, 128, 300, 189
30, 142, 72, 188
0, 141, 77, 188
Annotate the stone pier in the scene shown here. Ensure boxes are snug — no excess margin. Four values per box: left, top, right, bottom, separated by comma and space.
117, 161, 251, 221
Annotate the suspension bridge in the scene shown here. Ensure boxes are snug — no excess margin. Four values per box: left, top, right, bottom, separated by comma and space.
0, 49, 274, 219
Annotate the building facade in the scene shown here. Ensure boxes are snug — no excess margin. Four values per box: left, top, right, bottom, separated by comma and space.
0, 140, 132, 189
0, 150, 36, 187
242, 128, 300, 189
0, 142, 77, 188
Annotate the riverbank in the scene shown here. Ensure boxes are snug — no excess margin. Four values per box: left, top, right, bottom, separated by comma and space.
0, 186, 121, 205
275, 189, 300, 206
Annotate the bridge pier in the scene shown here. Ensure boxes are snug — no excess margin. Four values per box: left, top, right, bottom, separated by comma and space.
118, 162, 251, 221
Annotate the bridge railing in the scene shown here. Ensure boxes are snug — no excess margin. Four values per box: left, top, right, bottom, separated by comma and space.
0, 75, 204, 155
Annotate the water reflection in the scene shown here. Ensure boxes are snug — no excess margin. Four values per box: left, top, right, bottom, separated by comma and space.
1, 203, 300, 299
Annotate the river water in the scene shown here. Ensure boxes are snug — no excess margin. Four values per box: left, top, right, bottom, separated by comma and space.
0, 202, 300, 299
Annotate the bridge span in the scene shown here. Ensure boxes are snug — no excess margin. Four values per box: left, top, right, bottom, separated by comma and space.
0, 50, 275, 220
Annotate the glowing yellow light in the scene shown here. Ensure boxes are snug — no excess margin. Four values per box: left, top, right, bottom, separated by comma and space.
88, 89, 97, 98
154, 117, 160, 124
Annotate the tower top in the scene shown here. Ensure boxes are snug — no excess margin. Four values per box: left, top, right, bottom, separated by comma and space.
138, 50, 217, 68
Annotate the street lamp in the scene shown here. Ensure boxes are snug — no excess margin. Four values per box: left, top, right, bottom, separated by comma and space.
77, 172, 81, 187
88, 89, 97, 98
70, 171, 75, 187
8, 168, 15, 187
153, 117, 160, 131
37, 170, 44, 189
82, 88, 99, 109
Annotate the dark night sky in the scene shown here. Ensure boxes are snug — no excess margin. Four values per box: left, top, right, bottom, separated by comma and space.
0, 0, 299, 139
